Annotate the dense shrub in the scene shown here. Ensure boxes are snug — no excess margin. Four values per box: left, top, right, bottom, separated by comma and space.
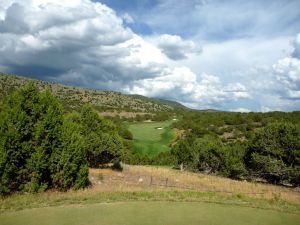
171, 135, 247, 178
150, 151, 178, 166
246, 122, 300, 186
0, 83, 89, 194
118, 126, 133, 140
221, 144, 247, 178
78, 104, 126, 168
171, 110, 300, 186
50, 119, 89, 190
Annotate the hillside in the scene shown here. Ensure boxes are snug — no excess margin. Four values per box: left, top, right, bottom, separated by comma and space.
0, 73, 187, 113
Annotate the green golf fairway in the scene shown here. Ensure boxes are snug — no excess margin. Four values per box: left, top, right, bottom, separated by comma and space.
1, 201, 299, 225
127, 120, 174, 156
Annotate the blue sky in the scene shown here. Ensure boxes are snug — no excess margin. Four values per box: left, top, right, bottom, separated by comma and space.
99, 0, 300, 39
0, 0, 300, 111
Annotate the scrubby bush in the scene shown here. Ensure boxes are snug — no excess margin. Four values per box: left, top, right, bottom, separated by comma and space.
171, 110, 300, 185
78, 104, 126, 168
151, 151, 178, 166
171, 134, 247, 178
118, 126, 133, 140
50, 119, 89, 190
246, 122, 300, 186
111, 159, 123, 171
0, 83, 89, 194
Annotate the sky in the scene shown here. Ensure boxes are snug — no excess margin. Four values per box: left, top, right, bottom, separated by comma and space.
0, 0, 300, 111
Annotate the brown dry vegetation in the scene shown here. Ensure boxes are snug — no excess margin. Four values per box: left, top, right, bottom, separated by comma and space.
170, 128, 185, 147
1, 165, 299, 214
89, 165, 300, 205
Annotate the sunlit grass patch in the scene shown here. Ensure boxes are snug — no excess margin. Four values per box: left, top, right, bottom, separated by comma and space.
127, 120, 175, 156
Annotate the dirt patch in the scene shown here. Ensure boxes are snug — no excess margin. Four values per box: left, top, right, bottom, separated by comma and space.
221, 132, 235, 139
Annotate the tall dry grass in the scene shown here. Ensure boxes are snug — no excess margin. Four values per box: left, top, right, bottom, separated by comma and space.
90, 165, 300, 205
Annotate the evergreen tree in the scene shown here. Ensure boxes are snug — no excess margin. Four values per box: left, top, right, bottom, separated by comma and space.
78, 104, 125, 167
50, 119, 88, 190
0, 83, 88, 194
246, 122, 300, 185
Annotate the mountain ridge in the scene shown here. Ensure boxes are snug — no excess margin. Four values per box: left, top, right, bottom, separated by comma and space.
0, 73, 188, 113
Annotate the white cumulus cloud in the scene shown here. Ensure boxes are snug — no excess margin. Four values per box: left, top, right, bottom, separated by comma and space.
151, 34, 202, 60
272, 48, 300, 100
0, 0, 165, 87
128, 69, 250, 109
292, 33, 300, 58
0, 0, 249, 110
231, 108, 251, 113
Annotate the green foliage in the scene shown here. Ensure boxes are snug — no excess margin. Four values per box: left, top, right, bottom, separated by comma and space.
0, 83, 135, 194
171, 135, 194, 167
172, 110, 300, 185
150, 151, 177, 166
111, 159, 123, 171
221, 144, 248, 178
118, 126, 133, 140
77, 104, 125, 168
173, 111, 300, 142
192, 135, 224, 173
152, 112, 171, 121
50, 119, 89, 190
0, 83, 88, 194
128, 151, 177, 166
246, 122, 300, 185
172, 135, 247, 178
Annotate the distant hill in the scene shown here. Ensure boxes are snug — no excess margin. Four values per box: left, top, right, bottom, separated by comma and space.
0, 73, 187, 113
199, 109, 222, 112
153, 98, 187, 109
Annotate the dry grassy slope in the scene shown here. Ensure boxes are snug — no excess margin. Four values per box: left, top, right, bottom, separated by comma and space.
0, 73, 186, 113
90, 165, 300, 205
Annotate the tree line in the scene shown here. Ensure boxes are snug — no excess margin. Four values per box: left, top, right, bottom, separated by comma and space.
171, 111, 300, 186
